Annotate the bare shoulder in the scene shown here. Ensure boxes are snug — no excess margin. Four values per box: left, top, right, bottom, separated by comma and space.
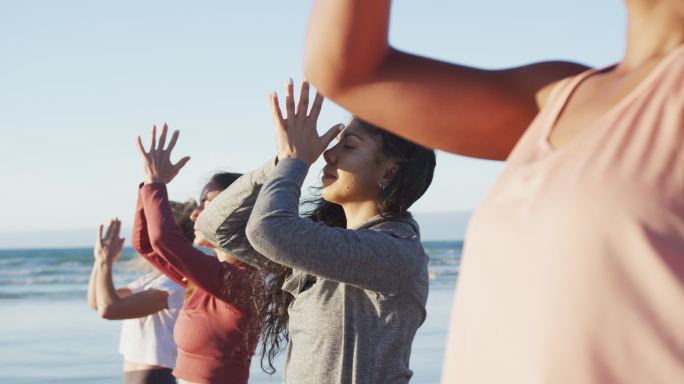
526, 61, 590, 109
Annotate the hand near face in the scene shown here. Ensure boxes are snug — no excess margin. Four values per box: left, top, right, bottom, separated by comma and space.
95, 218, 125, 264
269, 79, 344, 166
136, 123, 191, 185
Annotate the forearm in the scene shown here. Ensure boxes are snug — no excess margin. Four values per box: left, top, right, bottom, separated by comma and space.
246, 159, 331, 270
87, 262, 99, 310
142, 183, 237, 297
94, 260, 120, 316
144, 184, 202, 261
131, 185, 189, 285
246, 158, 309, 258
246, 158, 421, 292
132, 189, 154, 254
304, 0, 393, 96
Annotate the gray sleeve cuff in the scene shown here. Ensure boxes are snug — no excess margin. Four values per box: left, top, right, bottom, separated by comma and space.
273, 157, 309, 188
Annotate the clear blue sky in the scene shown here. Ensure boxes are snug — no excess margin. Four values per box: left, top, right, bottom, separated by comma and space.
0, 0, 625, 243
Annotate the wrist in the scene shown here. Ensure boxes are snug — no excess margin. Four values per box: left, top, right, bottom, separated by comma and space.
277, 152, 296, 164
144, 176, 165, 185
278, 156, 311, 169
279, 153, 314, 166
96, 258, 113, 268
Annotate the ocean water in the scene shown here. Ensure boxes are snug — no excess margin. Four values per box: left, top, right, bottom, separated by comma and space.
0, 242, 461, 383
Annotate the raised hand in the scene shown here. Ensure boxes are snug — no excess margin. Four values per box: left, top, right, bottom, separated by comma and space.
95, 218, 126, 264
269, 79, 344, 166
136, 123, 191, 185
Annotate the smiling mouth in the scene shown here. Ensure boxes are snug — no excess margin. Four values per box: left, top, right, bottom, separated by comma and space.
321, 173, 337, 187
322, 167, 337, 179
322, 171, 337, 181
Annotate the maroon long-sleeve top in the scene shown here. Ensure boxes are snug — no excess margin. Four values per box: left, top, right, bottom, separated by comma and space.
132, 183, 259, 384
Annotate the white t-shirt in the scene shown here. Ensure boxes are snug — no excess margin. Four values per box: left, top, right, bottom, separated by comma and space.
118, 273, 185, 368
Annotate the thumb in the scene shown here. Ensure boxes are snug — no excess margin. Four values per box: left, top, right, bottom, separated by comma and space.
174, 156, 191, 172
320, 124, 344, 148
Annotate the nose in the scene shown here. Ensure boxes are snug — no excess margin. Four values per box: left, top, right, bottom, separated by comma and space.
190, 207, 202, 222
323, 144, 338, 165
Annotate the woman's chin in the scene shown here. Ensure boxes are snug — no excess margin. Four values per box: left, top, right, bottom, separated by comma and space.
321, 187, 336, 203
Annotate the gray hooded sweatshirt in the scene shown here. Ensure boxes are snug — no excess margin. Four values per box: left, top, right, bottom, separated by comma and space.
197, 158, 429, 384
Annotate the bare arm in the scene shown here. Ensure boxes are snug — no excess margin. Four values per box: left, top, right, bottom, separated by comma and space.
93, 219, 169, 320
88, 256, 135, 310
304, 0, 588, 160
87, 261, 99, 310
94, 260, 168, 320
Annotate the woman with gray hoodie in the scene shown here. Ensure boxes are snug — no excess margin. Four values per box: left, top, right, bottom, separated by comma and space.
198, 80, 436, 383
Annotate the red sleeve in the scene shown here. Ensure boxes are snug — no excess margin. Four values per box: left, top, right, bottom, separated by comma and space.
131, 187, 187, 287
141, 183, 257, 304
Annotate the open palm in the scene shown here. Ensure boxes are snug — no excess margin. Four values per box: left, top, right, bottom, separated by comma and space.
269, 79, 344, 165
136, 123, 191, 184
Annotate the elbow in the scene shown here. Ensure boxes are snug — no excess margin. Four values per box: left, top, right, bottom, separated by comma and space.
149, 233, 170, 253
246, 215, 274, 258
304, 57, 339, 98
245, 216, 261, 251
246, 215, 292, 266
303, 42, 359, 101
131, 241, 144, 255
98, 305, 117, 320
130, 232, 149, 255
304, 55, 354, 101
304, 45, 393, 101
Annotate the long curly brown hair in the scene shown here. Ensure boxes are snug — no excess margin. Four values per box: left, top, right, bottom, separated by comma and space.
255, 118, 436, 374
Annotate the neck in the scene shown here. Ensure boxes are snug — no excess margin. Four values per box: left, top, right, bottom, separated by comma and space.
621, 0, 684, 70
215, 249, 240, 264
342, 200, 382, 229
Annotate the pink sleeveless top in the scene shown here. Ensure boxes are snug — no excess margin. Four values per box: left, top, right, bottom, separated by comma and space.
442, 44, 684, 384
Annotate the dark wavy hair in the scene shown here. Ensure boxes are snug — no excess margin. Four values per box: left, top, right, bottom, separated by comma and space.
206, 172, 243, 196
256, 118, 436, 373
169, 199, 198, 242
